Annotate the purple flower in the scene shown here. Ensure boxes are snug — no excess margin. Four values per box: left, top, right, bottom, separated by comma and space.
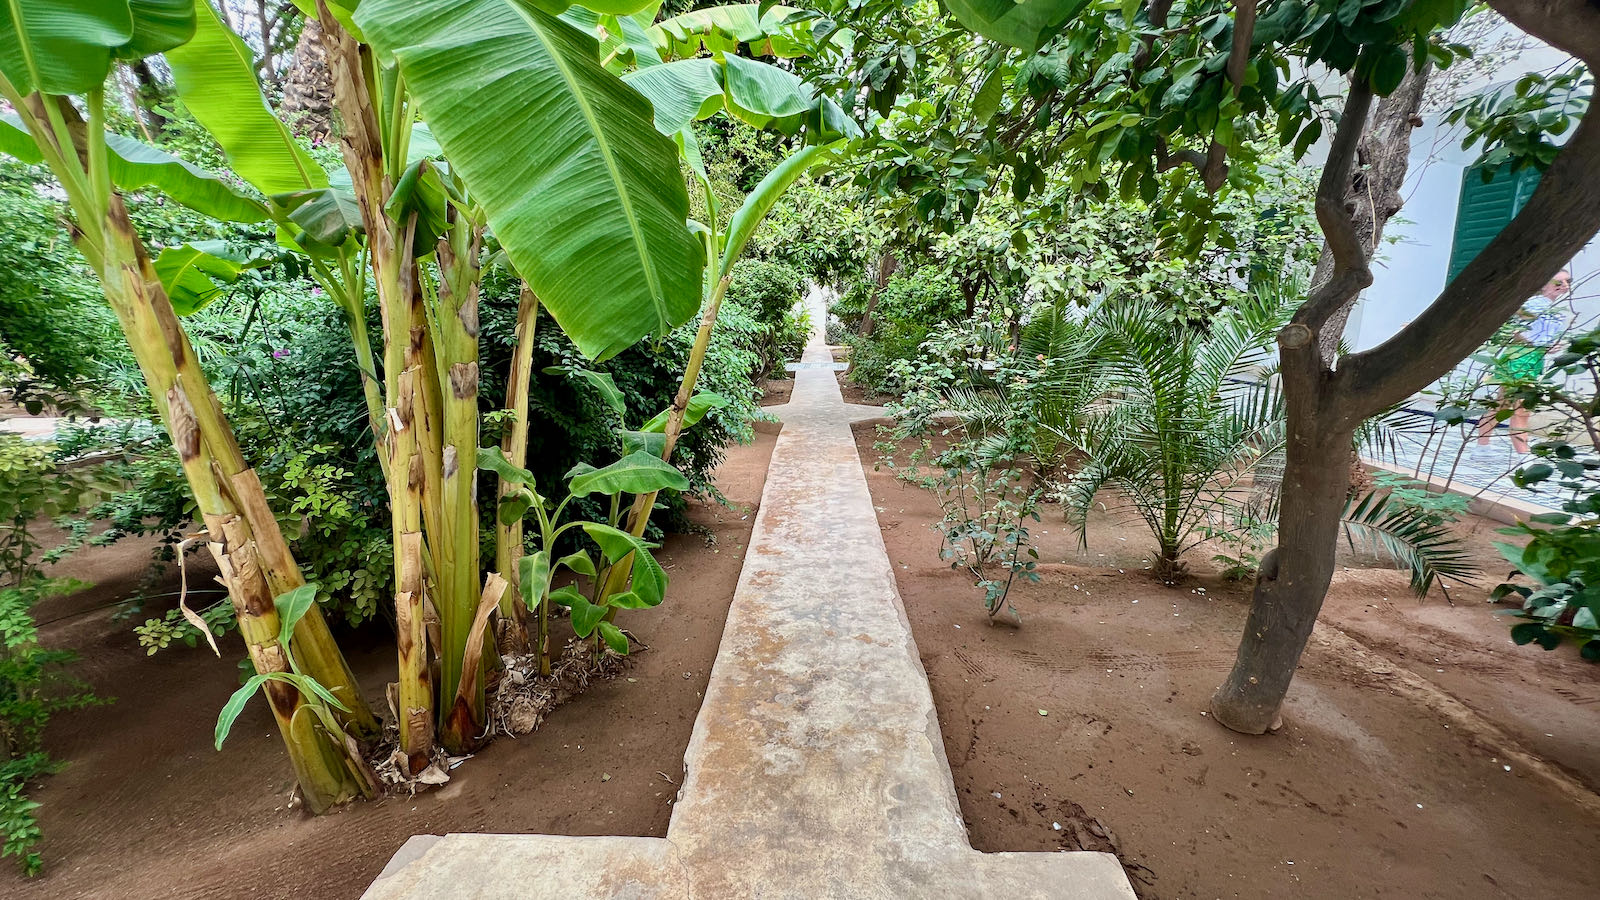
273, 349, 290, 359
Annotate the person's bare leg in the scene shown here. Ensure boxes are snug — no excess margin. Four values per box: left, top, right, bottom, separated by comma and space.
1510, 404, 1532, 454
1478, 388, 1505, 446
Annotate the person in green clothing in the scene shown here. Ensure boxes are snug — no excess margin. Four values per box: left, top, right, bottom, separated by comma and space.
1475, 269, 1573, 455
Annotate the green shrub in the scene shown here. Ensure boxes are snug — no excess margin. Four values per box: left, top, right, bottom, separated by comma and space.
724, 259, 807, 376
841, 266, 965, 394
0, 435, 106, 875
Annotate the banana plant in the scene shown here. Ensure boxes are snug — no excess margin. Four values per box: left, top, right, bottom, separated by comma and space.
0, 0, 377, 812
216, 584, 378, 795
489, 358, 726, 671
587, 40, 858, 602
479, 439, 687, 668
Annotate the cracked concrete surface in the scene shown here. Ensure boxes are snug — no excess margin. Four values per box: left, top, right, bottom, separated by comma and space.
361, 293, 1136, 899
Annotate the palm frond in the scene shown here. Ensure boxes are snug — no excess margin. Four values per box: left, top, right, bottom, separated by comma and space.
1341, 490, 1477, 596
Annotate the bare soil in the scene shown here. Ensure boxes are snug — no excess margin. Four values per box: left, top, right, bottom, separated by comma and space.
758, 376, 792, 407
854, 419, 1600, 900
12, 431, 776, 900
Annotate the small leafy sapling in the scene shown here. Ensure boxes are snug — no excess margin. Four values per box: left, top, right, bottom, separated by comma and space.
214, 585, 354, 749
481, 381, 716, 667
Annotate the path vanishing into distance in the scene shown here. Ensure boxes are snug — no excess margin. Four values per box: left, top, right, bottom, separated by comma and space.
361, 290, 1136, 898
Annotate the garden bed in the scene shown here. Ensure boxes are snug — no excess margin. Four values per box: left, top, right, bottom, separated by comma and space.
855, 420, 1600, 899
13, 431, 776, 900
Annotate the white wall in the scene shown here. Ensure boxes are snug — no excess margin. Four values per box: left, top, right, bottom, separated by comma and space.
1343, 33, 1600, 361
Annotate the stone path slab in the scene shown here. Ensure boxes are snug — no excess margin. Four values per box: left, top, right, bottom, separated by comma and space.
362, 292, 1135, 899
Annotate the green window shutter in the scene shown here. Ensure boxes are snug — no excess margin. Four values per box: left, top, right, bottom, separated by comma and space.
1446, 161, 1542, 283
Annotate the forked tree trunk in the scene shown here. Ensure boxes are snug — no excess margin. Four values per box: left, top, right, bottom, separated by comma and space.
1213, 0, 1600, 731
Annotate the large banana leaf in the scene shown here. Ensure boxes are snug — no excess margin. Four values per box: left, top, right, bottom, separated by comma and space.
721, 143, 831, 271
944, 0, 1088, 53
0, 113, 268, 223
622, 58, 725, 134
358, 0, 703, 361
622, 54, 858, 141
0, 1, 192, 95
650, 4, 812, 60
165, 0, 327, 196
122, 0, 196, 59
1, 1, 180, 95
154, 240, 286, 315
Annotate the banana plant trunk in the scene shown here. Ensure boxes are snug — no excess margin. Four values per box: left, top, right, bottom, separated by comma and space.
495, 284, 540, 650
433, 218, 488, 752
95, 194, 375, 810
319, 13, 436, 769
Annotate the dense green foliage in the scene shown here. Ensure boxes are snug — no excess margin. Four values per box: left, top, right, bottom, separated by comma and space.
0, 436, 105, 874
1490, 324, 1600, 660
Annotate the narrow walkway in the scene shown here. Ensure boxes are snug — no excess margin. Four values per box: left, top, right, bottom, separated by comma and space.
361, 294, 1134, 898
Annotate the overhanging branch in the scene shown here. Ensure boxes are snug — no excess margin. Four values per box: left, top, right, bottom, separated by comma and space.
1290, 80, 1375, 338
1337, 107, 1600, 420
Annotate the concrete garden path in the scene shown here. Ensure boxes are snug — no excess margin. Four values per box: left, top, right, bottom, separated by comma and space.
362, 293, 1135, 899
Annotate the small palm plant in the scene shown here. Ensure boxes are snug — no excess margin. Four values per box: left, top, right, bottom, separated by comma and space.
1061, 290, 1291, 578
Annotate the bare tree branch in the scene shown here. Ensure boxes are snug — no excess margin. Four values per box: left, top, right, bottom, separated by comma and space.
1289, 81, 1375, 340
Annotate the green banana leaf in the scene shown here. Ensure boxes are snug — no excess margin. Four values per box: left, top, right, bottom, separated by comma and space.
0, 0, 194, 95
358, 0, 703, 362
567, 450, 690, 497
720, 143, 833, 272
165, 0, 327, 196
153, 240, 285, 315
0, 114, 268, 223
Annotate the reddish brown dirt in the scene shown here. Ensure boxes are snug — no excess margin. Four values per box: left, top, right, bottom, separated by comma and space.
758, 377, 792, 407
855, 420, 1600, 900
837, 376, 886, 407
12, 431, 775, 899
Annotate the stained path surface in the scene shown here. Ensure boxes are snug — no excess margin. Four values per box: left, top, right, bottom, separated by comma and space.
362, 293, 1135, 898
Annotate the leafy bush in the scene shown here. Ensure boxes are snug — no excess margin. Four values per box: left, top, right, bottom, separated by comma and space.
840, 266, 965, 394
725, 259, 808, 376
0, 161, 127, 411
1491, 325, 1600, 660
0, 435, 106, 875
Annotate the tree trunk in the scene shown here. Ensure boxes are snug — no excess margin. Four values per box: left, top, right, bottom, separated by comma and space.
856, 250, 898, 338
280, 17, 334, 143
1211, 326, 1356, 732
127, 60, 168, 135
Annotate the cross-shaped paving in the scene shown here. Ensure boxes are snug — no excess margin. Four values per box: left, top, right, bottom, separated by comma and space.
362, 293, 1136, 899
